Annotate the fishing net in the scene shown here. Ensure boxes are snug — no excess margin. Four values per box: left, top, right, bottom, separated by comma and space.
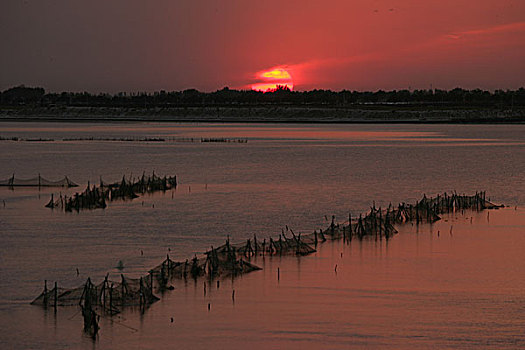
32, 191, 499, 317
31, 274, 158, 311
45, 173, 177, 211
0, 175, 77, 187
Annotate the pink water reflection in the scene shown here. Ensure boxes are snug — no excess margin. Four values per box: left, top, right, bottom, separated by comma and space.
3, 208, 522, 349
0, 122, 509, 143
104, 208, 525, 348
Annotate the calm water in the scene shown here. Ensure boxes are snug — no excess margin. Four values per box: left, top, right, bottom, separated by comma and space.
0, 122, 524, 349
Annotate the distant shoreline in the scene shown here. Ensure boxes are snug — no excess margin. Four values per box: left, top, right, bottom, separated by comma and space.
1, 105, 524, 124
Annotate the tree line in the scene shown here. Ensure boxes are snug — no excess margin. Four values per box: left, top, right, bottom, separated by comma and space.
1, 85, 524, 108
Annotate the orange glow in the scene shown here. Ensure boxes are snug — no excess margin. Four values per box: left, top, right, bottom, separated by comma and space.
260, 68, 292, 80
251, 67, 294, 92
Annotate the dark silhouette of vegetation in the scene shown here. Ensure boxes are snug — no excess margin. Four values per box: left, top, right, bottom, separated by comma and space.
1, 85, 524, 108
1, 86, 45, 105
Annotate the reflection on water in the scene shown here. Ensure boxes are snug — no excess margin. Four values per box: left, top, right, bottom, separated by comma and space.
2, 208, 524, 349
1, 122, 524, 143
0, 123, 524, 348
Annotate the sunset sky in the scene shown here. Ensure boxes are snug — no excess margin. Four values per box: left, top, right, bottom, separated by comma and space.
1, 0, 524, 92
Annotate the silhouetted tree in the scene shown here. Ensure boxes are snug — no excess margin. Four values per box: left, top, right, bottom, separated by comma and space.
2, 86, 524, 108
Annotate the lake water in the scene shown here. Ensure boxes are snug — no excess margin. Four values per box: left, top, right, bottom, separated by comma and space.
0, 122, 524, 349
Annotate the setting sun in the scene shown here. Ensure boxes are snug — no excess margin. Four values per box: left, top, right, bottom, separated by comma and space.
252, 67, 293, 92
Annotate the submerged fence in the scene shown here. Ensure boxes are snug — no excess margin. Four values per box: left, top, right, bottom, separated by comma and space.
45, 173, 177, 212
0, 174, 77, 187
31, 191, 501, 337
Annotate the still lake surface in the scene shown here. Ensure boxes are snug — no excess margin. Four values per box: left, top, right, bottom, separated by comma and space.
0, 122, 524, 349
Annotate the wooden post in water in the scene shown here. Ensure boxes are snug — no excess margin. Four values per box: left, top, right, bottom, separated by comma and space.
54, 281, 58, 309
43, 280, 48, 307
167, 254, 171, 278
139, 277, 144, 309
379, 208, 382, 240
348, 213, 352, 242
101, 275, 107, 309
109, 283, 113, 314
120, 276, 125, 306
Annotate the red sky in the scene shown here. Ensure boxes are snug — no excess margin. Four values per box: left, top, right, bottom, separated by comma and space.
1, 0, 524, 92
